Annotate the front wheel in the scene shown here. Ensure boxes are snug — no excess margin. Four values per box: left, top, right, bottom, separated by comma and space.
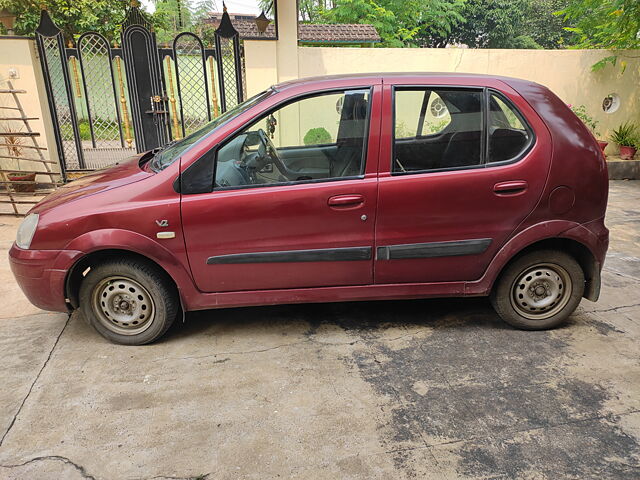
491, 250, 584, 330
79, 259, 179, 345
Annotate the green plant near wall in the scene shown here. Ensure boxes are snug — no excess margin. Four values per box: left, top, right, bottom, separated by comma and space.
569, 104, 600, 138
610, 122, 639, 147
304, 127, 332, 145
77, 120, 124, 141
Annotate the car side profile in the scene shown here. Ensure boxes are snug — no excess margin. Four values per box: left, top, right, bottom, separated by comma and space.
9, 73, 609, 345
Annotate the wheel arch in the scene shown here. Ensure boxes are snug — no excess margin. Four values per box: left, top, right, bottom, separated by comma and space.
496, 238, 599, 301
468, 220, 601, 301
65, 249, 183, 309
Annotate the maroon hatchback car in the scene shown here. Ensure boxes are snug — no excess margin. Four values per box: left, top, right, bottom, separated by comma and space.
10, 73, 609, 345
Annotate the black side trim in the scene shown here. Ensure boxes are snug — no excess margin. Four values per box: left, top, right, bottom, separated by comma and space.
377, 238, 492, 260
207, 246, 372, 264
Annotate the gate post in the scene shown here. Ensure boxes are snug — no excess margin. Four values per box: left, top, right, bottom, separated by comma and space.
214, 9, 244, 112
35, 10, 85, 176
121, 5, 170, 152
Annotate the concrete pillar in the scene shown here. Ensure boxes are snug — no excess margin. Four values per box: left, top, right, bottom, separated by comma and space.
275, 0, 299, 83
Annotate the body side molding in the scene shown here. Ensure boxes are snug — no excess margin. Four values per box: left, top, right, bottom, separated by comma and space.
377, 238, 492, 260
207, 246, 372, 264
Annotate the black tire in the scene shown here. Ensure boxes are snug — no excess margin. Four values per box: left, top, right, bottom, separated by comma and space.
79, 258, 179, 345
490, 249, 584, 330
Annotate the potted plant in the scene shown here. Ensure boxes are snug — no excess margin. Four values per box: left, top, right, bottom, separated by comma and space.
610, 122, 638, 160
2, 127, 37, 192
7, 172, 37, 192
569, 104, 607, 155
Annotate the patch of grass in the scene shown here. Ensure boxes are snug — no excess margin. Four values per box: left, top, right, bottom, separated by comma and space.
77, 119, 122, 142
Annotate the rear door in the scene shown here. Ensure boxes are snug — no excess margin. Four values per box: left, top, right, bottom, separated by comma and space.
375, 80, 551, 284
181, 84, 382, 293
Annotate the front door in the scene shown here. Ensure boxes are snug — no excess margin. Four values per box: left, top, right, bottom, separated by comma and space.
182, 86, 381, 292
375, 83, 551, 284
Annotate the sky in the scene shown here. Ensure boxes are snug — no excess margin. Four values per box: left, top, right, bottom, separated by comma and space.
139, 0, 263, 15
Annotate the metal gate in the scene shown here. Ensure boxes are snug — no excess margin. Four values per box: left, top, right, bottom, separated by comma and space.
35, 6, 245, 178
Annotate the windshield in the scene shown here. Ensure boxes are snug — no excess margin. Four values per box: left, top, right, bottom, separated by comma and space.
149, 89, 274, 172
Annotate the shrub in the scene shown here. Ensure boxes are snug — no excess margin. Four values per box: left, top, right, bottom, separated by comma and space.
569, 104, 599, 138
303, 127, 332, 145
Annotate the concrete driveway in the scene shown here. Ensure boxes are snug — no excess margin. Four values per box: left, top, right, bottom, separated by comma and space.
0, 181, 639, 480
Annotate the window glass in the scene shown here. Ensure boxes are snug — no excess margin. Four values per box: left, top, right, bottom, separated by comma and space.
393, 88, 482, 173
150, 89, 273, 172
214, 89, 370, 189
488, 93, 532, 163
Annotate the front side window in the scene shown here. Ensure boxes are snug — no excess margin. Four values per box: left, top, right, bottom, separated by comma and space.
214, 89, 370, 189
393, 88, 482, 173
150, 89, 273, 172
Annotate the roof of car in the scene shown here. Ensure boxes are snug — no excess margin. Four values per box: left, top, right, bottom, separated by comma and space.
272, 72, 539, 91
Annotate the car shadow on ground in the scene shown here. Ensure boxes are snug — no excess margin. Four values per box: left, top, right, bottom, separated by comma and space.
168, 296, 544, 343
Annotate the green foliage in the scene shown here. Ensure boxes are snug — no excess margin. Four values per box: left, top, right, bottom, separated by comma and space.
523, 0, 575, 48
510, 35, 542, 49
299, 0, 465, 48
557, 0, 640, 70
155, 0, 217, 45
309, 0, 573, 48
609, 122, 638, 147
77, 120, 122, 141
569, 104, 600, 137
395, 120, 414, 138
153, 0, 198, 45
303, 127, 332, 145
428, 119, 450, 133
449, 0, 572, 48
0, 0, 130, 40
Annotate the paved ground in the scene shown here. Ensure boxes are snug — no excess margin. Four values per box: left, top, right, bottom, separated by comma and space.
0, 181, 639, 480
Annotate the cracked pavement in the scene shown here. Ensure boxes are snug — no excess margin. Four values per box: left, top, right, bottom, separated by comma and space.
0, 181, 639, 479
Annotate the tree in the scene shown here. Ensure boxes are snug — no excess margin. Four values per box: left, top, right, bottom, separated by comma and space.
448, 0, 573, 49
319, 0, 465, 47
153, 0, 195, 44
557, 0, 640, 70
524, 0, 574, 48
0, 0, 131, 40
320, 0, 414, 47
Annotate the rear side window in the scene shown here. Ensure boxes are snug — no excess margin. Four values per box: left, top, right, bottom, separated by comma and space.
392, 87, 533, 174
488, 92, 533, 164
393, 88, 483, 173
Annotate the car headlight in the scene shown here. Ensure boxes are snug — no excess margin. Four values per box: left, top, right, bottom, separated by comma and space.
16, 213, 39, 249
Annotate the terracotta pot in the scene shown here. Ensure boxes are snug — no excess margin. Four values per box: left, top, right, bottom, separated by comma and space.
7, 172, 36, 193
619, 145, 637, 161
597, 140, 608, 158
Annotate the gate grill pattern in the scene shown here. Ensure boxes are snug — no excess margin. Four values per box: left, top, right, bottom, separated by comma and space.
174, 33, 210, 137
44, 38, 79, 165
35, 7, 245, 177
77, 33, 125, 149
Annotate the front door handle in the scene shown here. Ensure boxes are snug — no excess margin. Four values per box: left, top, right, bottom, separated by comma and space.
328, 194, 365, 208
493, 180, 528, 196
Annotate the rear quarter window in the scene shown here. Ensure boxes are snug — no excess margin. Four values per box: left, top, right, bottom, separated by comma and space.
487, 91, 534, 164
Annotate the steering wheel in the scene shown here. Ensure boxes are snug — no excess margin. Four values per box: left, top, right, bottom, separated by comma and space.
256, 128, 292, 179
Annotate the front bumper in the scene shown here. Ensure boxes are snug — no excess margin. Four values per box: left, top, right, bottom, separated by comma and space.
9, 244, 83, 312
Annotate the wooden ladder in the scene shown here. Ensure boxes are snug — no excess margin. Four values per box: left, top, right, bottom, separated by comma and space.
0, 81, 61, 215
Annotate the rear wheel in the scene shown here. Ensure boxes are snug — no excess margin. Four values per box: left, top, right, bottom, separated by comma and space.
491, 249, 584, 330
79, 259, 178, 345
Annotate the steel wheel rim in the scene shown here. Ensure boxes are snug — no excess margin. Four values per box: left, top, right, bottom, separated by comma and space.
91, 276, 155, 335
510, 263, 572, 320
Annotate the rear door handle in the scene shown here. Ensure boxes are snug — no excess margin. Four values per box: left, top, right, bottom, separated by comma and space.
493, 180, 528, 196
328, 194, 365, 208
